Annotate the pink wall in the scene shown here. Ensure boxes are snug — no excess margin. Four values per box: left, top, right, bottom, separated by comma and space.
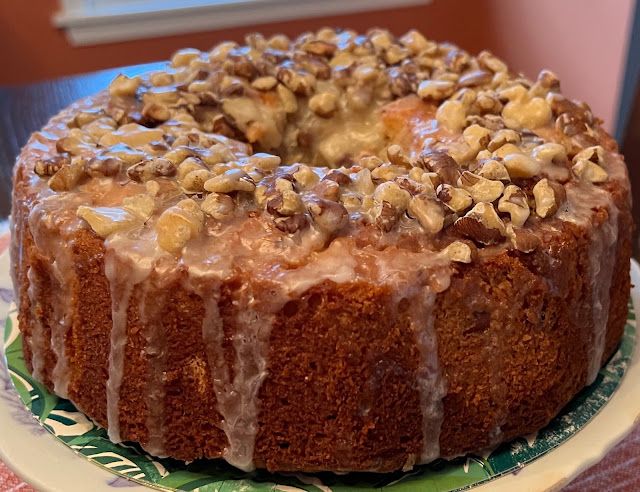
484, 0, 635, 133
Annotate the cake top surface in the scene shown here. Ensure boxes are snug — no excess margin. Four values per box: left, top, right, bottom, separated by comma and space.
21, 27, 628, 278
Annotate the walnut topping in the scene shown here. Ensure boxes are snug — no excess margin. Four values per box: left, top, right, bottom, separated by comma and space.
572, 159, 608, 183
252, 76, 278, 91
323, 169, 351, 186
306, 197, 348, 235
462, 124, 491, 151
34, 155, 69, 177
374, 200, 401, 232
171, 48, 201, 67
536, 69, 561, 91
204, 169, 256, 193
573, 145, 605, 166
49, 158, 87, 191
442, 240, 473, 263
453, 202, 506, 245
477, 50, 508, 73
436, 100, 467, 132
373, 182, 411, 210
400, 29, 431, 54
408, 195, 445, 234
99, 124, 165, 148
500, 85, 552, 130
122, 194, 155, 221
498, 185, 530, 227
267, 189, 304, 216
182, 169, 213, 192
292, 165, 319, 189
502, 153, 542, 179
417, 80, 455, 101
127, 158, 177, 182
85, 156, 122, 178
108, 74, 140, 97
458, 70, 492, 88
436, 184, 472, 213
531, 143, 567, 165
487, 129, 521, 152
77, 205, 139, 238
457, 171, 504, 203
247, 153, 281, 171
533, 178, 566, 218
419, 149, 460, 185
277, 65, 316, 95
475, 159, 510, 181
387, 145, 412, 168
302, 40, 337, 57
309, 92, 338, 117
156, 199, 205, 253
33, 27, 619, 264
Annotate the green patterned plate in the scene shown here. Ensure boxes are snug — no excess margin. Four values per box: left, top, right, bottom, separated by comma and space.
2, 251, 640, 492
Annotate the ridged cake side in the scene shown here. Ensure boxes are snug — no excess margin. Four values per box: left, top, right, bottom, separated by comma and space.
12, 124, 632, 471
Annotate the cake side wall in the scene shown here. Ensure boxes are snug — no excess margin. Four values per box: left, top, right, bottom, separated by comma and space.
10, 164, 632, 472
254, 282, 426, 472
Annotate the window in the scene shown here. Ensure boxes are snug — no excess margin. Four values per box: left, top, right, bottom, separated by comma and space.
54, 0, 431, 46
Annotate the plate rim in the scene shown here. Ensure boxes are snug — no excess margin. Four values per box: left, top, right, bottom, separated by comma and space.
1, 251, 639, 492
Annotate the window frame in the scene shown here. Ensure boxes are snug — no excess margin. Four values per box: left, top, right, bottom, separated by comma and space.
54, 0, 432, 46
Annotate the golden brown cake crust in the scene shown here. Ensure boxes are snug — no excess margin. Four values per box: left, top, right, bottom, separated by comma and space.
10, 27, 633, 473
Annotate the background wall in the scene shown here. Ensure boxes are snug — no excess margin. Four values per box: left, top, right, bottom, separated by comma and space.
0, 0, 634, 133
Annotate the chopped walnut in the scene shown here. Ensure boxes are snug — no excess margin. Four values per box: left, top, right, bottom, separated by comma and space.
30, 26, 619, 266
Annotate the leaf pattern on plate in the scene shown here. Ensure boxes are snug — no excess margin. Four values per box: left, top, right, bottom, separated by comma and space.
1, 301, 636, 492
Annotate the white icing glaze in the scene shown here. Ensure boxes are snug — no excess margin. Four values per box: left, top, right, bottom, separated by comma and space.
189, 272, 274, 472
586, 198, 619, 383
26, 266, 47, 381
139, 276, 172, 457
26, 197, 81, 398
557, 176, 621, 384
410, 289, 448, 463
223, 285, 275, 471
271, 239, 358, 296
364, 247, 451, 463
104, 234, 158, 443
49, 251, 75, 398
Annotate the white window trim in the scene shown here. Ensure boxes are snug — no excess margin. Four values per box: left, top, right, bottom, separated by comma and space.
54, 0, 432, 46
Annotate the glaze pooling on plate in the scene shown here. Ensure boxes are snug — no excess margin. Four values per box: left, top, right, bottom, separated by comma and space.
3, 299, 635, 491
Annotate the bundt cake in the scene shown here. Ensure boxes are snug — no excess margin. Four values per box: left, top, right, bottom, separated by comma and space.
10, 27, 632, 473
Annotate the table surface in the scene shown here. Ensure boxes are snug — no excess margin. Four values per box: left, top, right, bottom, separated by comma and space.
1, 65, 639, 492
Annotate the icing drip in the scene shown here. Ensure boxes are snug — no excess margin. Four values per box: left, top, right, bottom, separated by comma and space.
26, 198, 80, 398
586, 198, 619, 383
140, 278, 171, 456
192, 280, 228, 451
49, 250, 75, 398
10, 202, 24, 310
409, 289, 448, 463
366, 250, 451, 464
189, 273, 275, 472
104, 247, 154, 443
223, 285, 275, 471
558, 182, 621, 384
26, 266, 47, 381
